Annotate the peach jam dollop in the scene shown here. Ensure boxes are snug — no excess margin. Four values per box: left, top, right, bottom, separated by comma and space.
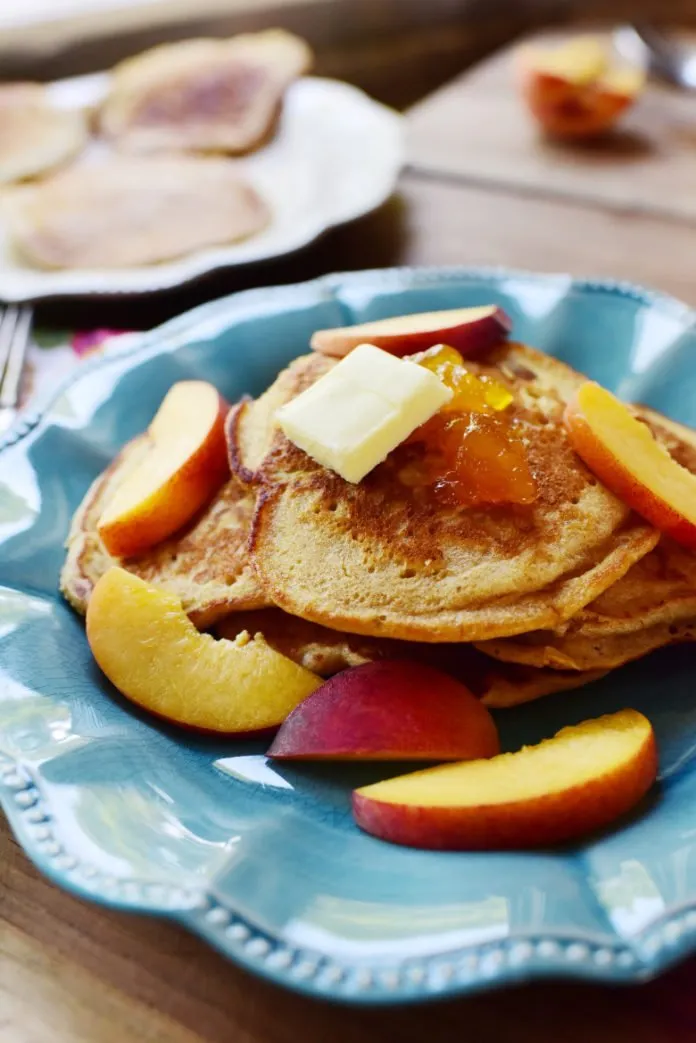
400, 344, 538, 507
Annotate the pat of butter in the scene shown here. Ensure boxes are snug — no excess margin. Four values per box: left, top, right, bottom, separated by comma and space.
275, 343, 453, 483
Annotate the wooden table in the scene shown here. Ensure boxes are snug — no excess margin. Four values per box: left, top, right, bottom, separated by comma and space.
5, 30, 696, 1043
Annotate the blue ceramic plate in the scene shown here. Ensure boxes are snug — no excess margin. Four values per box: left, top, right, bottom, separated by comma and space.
1, 267, 696, 1005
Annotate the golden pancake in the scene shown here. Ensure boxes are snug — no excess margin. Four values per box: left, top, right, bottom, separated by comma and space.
477, 537, 696, 670
215, 607, 604, 706
477, 408, 696, 669
3, 155, 269, 269
100, 30, 312, 154
638, 404, 696, 475
216, 607, 394, 674
61, 434, 268, 628
0, 84, 88, 185
244, 345, 658, 642
477, 615, 696, 672
226, 353, 333, 481
478, 664, 607, 708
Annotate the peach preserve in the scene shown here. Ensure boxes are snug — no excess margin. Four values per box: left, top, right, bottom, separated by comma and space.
401, 345, 538, 507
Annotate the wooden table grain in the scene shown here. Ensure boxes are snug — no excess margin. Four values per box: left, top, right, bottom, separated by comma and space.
6, 28, 696, 1043
407, 30, 696, 223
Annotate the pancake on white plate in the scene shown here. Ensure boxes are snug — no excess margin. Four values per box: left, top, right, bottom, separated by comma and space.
99, 29, 312, 155
0, 83, 88, 185
2, 154, 270, 269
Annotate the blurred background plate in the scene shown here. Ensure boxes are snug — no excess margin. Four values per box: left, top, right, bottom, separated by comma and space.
0, 72, 403, 302
1, 266, 696, 1005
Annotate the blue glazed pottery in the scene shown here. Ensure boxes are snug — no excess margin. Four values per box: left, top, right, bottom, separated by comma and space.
1, 267, 695, 1004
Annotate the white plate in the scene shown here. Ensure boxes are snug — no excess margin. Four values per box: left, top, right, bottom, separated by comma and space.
0, 72, 404, 301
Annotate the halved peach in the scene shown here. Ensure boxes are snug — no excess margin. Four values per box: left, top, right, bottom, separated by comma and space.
97, 380, 229, 558
565, 382, 696, 550
517, 36, 644, 139
310, 306, 511, 359
86, 566, 321, 733
267, 660, 500, 761
353, 709, 657, 849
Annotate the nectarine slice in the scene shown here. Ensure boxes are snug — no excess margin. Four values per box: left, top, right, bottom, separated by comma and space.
87, 566, 321, 733
310, 306, 511, 359
565, 383, 696, 550
98, 380, 229, 558
522, 37, 608, 86
267, 660, 500, 761
353, 709, 657, 849
517, 37, 644, 139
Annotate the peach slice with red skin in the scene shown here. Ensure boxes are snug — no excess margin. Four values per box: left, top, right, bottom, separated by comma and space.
97, 380, 229, 558
267, 660, 500, 761
87, 566, 322, 734
353, 709, 657, 850
565, 382, 696, 550
310, 306, 511, 359
516, 37, 644, 139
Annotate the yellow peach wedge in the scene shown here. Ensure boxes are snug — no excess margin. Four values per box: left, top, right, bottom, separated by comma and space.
353, 709, 657, 849
516, 36, 644, 139
310, 306, 511, 359
98, 380, 229, 558
565, 382, 696, 550
86, 567, 322, 734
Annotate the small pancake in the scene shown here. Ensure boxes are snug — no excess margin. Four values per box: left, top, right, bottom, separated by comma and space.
477, 409, 696, 670
226, 353, 333, 482
100, 30, 312, 154
639, 405, 696, 462
478, 538, 696, 670
478, 663, 607, 709
3, 155, 269, 269
215, 607, 604, 707
61, 434, 268, 628
477, 615, 696, 672
216, 607, 396, 675
245, 346, 658, 642
0, 84, 88, 185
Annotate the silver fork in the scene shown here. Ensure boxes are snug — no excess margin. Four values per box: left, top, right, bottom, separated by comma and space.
0, 306, 33, 436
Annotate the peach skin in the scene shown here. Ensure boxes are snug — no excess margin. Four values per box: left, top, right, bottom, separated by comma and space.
565, 382, 696, 550
517, 37, 644, 139
353, 709, 657, 849
97, 380, 229, 558
87, 567, 322, 734
310, 305, 511, 359
268, 660, 500, 761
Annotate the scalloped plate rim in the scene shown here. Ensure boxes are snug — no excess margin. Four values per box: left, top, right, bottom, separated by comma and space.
2, 264, 696, 1005
0, 75, 404, 303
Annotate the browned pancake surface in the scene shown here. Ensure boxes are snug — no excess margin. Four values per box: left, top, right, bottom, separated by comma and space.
215, 607, 604, 706
100, 30, 312, 154
476, 409, 696, 670
4, 155, 269, 269
61, 434, 268, 628
0, 83, 88, 185
245, 345, 658, 642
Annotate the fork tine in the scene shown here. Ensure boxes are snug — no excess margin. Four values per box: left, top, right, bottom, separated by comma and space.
0, 306, 19, 388
0, 307, 32, 409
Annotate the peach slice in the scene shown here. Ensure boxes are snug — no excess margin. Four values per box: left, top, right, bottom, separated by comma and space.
310, 306, 511, 359
565, 382, 696, 550
97, 380, 229, 558
517, 37, 644, 139
353, 709, 657, 849
86, 566, 322, 733
267, 660, 500, 761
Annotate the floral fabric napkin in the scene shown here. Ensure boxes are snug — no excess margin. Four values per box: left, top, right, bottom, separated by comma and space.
23, 327, 141, 410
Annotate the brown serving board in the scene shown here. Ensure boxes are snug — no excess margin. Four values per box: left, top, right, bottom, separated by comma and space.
408, 29, 696, 223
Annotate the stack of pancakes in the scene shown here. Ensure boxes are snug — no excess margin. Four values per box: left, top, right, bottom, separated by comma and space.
62, 342, 696, 708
